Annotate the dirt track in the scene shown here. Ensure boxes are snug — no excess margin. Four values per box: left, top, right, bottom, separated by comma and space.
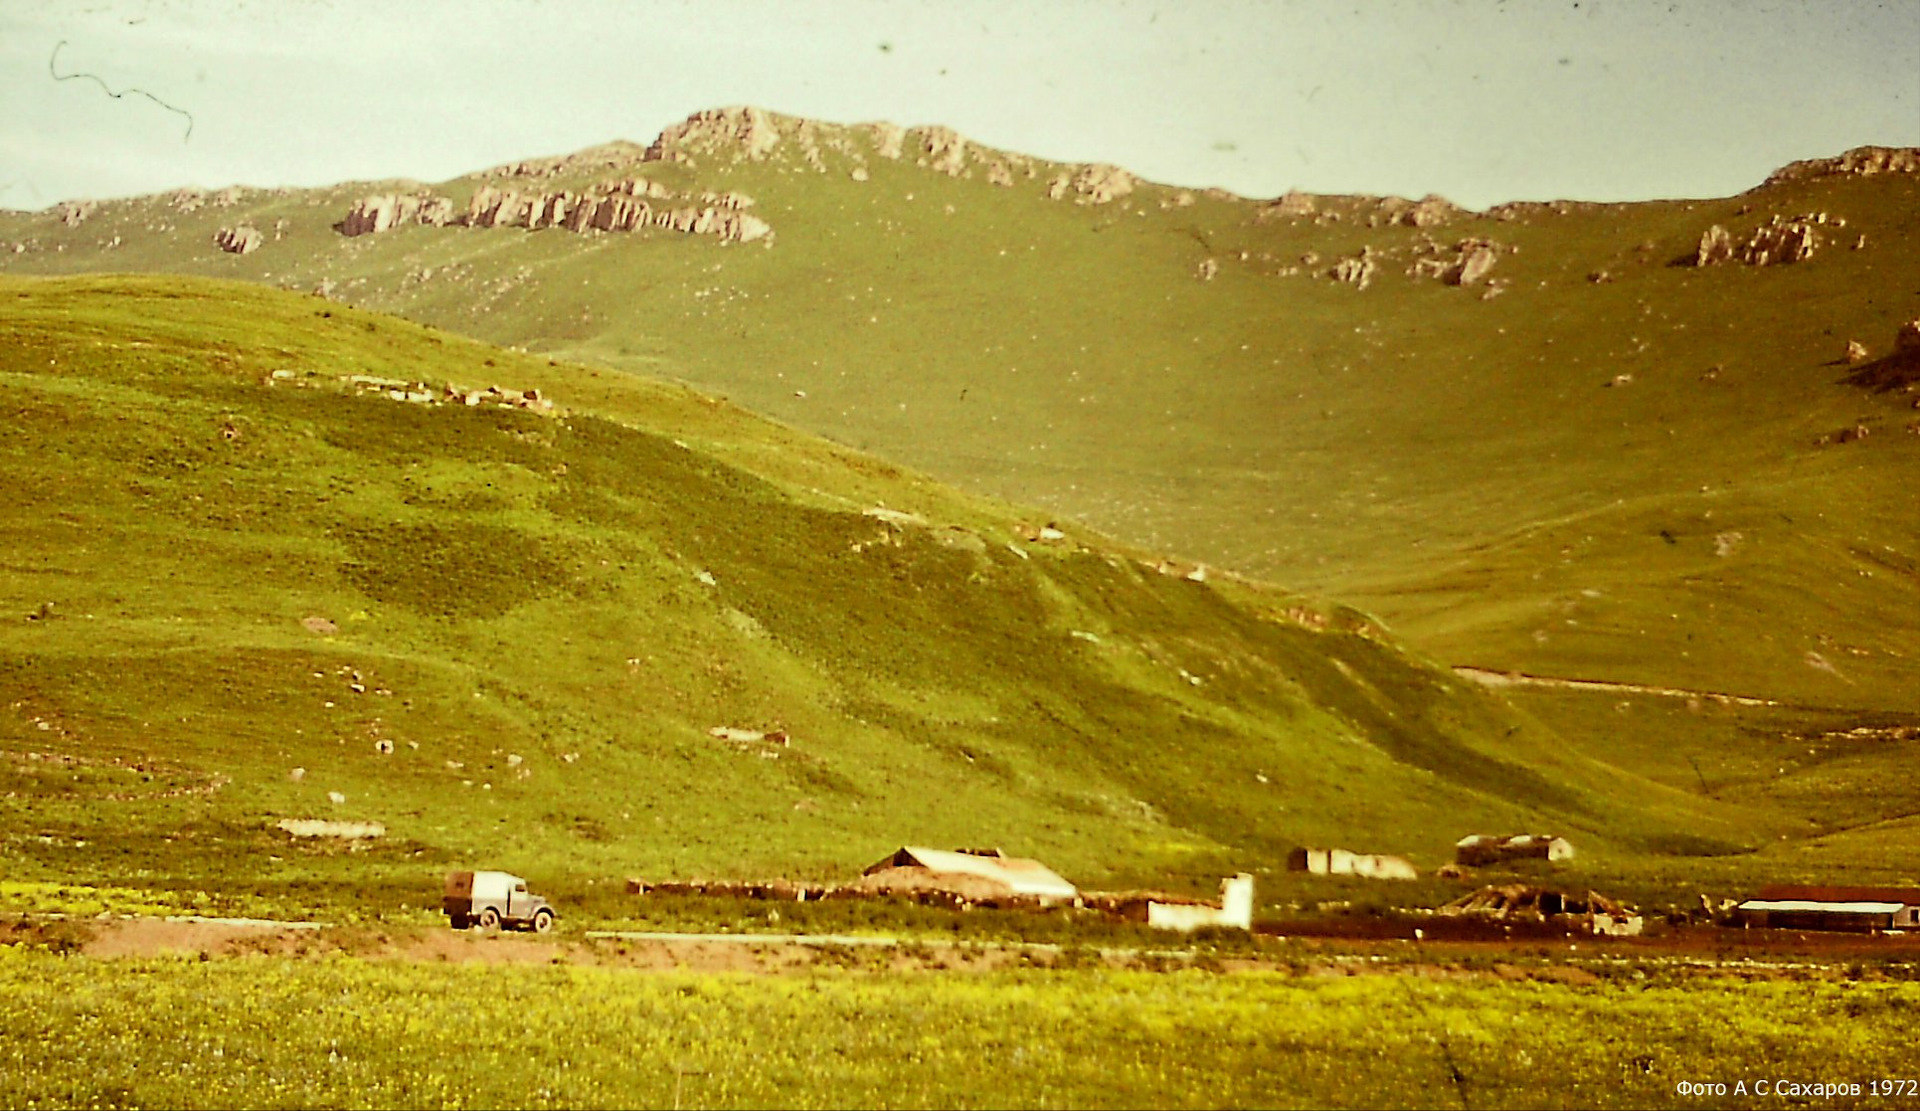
9, 917, 1918, 980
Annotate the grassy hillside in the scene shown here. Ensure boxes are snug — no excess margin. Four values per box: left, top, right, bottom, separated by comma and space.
3, 113, 1916, 908
8, 273, 1791, 917
3, 115, 1912, 723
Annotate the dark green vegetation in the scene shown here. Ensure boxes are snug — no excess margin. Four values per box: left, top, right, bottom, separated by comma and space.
4, 274, 1753, 916
1, 112, 1917, 911
4, 949, 1915, 1110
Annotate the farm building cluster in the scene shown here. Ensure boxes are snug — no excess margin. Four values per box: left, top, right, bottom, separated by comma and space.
615, 833, 1917, 940
628, 846, 1255, 932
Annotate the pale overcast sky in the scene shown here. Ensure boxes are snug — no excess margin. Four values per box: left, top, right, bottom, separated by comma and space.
1, 0, 1915, 211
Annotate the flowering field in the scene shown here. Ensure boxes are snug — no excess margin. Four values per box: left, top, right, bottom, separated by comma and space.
1, 947, 1913, 1109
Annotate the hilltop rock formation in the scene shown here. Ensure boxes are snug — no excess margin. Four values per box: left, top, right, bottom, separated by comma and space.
212, 226, 261, 255
57, 200, 96, 227
650, 106, 784, 162
1766, 145, 1920, 185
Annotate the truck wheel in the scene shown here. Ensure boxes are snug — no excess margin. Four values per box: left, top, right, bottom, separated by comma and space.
477, 907, 500, 931
531, 910, 554, 934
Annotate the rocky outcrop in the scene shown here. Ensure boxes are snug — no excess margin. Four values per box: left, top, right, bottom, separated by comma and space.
868, 122, 907, 161
340, 177, 771, 245
1330, 252, 1376, 290
1696, 213, 1834, 266
1695, 225, 1735, 266
647, 105, 783, 162
341, 192, 456, 236
465, 184, 771, 242
57, 200, 96, 227
1898, 320, 1920, 354
1765, 145, 1920, 186
608, 176, 676, 200
1449, 241, 1498, 286
212, 226, 262, 255
1257, 191, 1317, 222
915, 126, 968, 176
1045, 163, 1135, 205
1398, 194, 1459, 228
1405, 237, 1503, 286
1739, 218, 1820, 265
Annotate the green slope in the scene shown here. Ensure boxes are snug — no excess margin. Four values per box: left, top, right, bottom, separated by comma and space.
5, 114, 1912, 718
6, 273, 1772, 915
4, 112, 1917, 901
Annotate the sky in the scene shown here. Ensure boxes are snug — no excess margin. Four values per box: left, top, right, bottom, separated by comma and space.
1, 0, 1915, 212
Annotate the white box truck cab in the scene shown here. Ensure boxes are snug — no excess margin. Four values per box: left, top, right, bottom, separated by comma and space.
444, 870, 556, 932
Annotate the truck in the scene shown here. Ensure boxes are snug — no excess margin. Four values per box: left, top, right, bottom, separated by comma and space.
444, 870, 556, 932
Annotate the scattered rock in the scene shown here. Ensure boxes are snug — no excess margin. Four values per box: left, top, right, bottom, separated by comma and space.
1898, 320, 1920, 354
57, 200, 96, 227
301, 616, 338, 635
277, 818, 384, 839
1846, 340, 1870, 363
327, 791, 347, 806
1713, 532, 1744, 557
288, 767, 306, 782
1195, 258, 1219, 281
374, 739, 394, 755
